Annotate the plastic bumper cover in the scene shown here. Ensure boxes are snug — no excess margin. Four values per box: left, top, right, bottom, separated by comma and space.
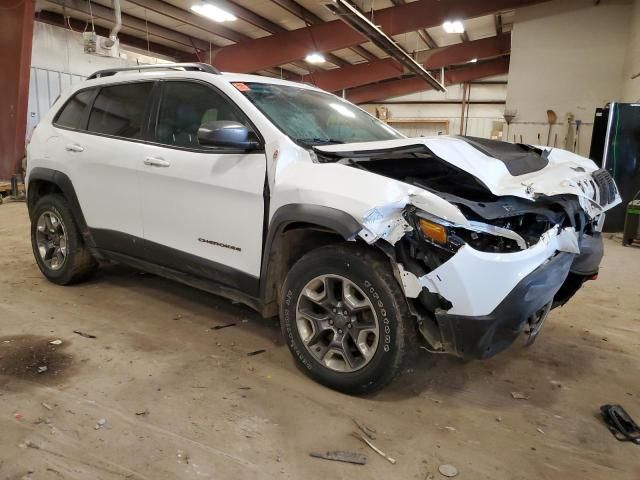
436, 252, 574, 359
571, 232, 603, 275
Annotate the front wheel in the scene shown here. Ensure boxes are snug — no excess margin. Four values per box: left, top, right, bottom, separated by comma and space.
280, 243, 414, 394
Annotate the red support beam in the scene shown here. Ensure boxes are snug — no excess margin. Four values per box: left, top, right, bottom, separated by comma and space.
0, 0, 36, 179
420, 33, 510, 68
346, 57, 510, 104
270, 0, 377, 62
211, 0, 541, 73
303, 58, 403, 92
303, 34, 511, 93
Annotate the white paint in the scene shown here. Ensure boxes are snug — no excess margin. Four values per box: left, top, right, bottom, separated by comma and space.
505, 0, 634, 154
418, 227, 580, 316
140, 145, 266, 276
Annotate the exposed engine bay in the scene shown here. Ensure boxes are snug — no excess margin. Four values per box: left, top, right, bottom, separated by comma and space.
314, 138, 614, 254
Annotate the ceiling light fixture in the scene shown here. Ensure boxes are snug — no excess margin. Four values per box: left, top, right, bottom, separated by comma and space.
191, 3, 237, 22
305, 52, 326, 64
442, 20, 465, 34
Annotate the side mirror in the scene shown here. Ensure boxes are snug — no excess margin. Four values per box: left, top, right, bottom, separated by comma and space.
197, 120, 259, 150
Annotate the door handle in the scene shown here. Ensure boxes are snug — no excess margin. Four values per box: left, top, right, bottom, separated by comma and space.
65, 144, 84, 152
144, 156, 170, 167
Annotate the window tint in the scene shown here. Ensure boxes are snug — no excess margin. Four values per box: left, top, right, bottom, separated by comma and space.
156, 81, 248, 148
88, 82, 153, 138
54, 89, 95, 130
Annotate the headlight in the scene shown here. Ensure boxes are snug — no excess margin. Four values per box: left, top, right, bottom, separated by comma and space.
410, 212, 463, 253
412, 210, 527, 253
418, 219, 448, 244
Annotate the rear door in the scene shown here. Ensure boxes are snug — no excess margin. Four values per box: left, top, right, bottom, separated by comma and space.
139, 80, 267, 295
73, 81, 155, 255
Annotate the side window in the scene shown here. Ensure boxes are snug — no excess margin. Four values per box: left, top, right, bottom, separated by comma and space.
156, 81, 250, 148
54, 89, 95, 130
88, 82, 153, 139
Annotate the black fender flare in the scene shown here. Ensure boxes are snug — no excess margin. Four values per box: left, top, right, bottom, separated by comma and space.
258, 203, 362, 301
27, 167, 95, 247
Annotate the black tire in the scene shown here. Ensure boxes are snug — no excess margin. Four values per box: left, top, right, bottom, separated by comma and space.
280, 243, 415, 394
30, 194, 98, 285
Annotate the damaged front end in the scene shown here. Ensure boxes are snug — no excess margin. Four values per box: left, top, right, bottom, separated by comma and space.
314, 137, 619, 359
395, 203, 594, 359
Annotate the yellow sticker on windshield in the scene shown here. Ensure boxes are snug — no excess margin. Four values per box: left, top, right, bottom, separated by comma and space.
232, 82, 251, 92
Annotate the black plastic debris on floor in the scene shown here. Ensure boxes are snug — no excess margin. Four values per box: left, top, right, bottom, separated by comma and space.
600, 404, 640, 445
211, 323, 236, 330
73, 330, 96, 339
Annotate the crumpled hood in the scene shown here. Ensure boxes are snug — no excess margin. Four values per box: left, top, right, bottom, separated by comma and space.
314, 136, 621, 218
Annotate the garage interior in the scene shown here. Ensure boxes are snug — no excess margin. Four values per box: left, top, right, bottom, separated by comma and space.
1, 0, 640, 478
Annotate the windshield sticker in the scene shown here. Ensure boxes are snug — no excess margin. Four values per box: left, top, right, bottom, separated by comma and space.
232, 82, 251, 92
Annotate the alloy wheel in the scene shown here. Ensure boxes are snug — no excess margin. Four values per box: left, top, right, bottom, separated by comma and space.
295, 274, 380, 372
36, 210, 69, 271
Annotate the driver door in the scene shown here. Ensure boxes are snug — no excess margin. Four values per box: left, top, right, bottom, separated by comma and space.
139, 80, 266, 295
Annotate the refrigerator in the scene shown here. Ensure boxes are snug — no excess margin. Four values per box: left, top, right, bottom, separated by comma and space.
589, 103, 640, 232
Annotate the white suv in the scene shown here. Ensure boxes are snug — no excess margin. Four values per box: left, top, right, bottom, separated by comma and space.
26, 63, 620, 393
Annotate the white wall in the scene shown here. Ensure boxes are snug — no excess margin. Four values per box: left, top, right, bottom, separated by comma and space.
622, 0, 640, 101
505, 0, 633, 155
31, 22, 173, 77
362, 77, 508, 139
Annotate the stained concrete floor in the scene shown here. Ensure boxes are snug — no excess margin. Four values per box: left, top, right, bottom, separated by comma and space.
1, 201, 639, 479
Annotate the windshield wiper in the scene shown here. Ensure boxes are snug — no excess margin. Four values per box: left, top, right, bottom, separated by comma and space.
298, 138, 345, 146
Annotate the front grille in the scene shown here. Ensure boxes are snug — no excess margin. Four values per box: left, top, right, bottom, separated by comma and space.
592, 169, 617, 206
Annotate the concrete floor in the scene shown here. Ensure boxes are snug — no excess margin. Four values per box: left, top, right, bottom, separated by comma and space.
1, 201, 639, 480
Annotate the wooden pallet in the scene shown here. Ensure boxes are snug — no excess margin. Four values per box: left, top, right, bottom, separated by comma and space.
0, 181, 25, 196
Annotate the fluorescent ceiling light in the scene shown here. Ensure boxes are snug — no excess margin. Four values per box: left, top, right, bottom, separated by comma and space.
305, 52, 326, 64
191, 4, 237, 22
442, 20, 464, 34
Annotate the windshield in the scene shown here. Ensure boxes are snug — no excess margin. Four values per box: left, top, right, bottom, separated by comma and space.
235, 82, 404, 146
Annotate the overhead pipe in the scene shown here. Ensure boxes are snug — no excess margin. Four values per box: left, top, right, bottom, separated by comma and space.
103, 0, 122, 48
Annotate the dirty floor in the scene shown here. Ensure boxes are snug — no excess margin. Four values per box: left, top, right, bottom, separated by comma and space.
1, 201, 639, 479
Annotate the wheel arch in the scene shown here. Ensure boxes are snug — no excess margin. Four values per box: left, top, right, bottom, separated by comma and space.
27, 167, 95, 247
259, 204, 363, 315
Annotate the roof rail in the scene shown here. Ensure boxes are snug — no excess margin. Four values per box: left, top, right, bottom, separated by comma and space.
87, 62, 220, 80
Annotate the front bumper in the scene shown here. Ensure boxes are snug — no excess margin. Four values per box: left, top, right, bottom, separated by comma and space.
421, 229, 603, 359
412, 230, 604, 359
417, 226, 580, 317
436, 252, 573, 359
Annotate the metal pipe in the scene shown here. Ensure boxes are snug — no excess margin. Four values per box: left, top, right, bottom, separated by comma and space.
103, 0, 122, 48
464, 84, 472, 135
459, 83, 467, 135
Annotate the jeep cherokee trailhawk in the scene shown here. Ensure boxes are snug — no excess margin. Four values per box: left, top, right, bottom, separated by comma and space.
26, 63, 621, 393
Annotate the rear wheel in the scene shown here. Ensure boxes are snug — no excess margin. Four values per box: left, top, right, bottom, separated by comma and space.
280, 243, 414, 394
30, 194, 98, 285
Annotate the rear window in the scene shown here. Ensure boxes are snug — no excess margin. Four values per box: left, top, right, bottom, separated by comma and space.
88, 82, 154, 139
53, 89, 95, 130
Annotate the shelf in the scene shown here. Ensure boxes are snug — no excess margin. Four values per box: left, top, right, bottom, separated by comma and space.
385, 118, 448, 124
